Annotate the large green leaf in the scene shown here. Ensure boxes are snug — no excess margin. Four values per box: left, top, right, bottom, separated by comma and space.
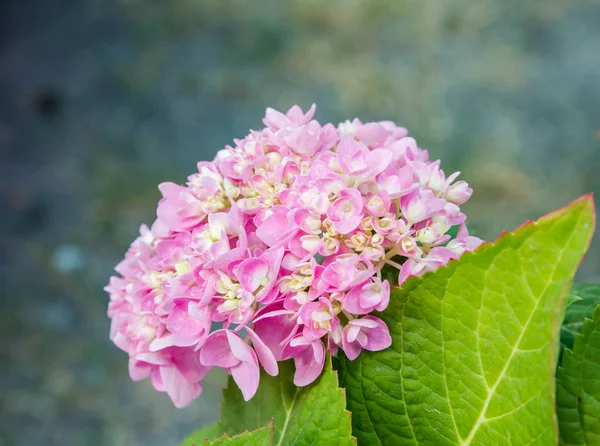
557, 305, 600, 445
180, 422, 221, 446
203, 422, 273, 446
220, 356, 355, 445
338, 195, 595, 445
561, 283, 600, 353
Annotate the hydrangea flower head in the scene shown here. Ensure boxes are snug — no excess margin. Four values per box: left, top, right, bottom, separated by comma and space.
106, 104, 482, 407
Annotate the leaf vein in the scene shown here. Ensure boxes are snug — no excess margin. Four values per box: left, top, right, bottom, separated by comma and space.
462, 214, 581, 445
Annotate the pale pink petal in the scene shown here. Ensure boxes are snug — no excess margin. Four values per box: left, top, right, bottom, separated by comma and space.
246, 327, 278, 376
253, 310, 296, 361
150, 334, 176, 351
342, 285, 366, 314
129, 359, 151, 381
293, 339, 325, 386
160, 364, 202, 409
337, 135, 368, 174
355, 122, 390, 147
225, 330, 255, 364
135, 352, 171, 365
263, 107, 291, 130
199, 330, 238, 368
231, 356, 260, 401
342, 332, 362, 361
362, 316, 392, 352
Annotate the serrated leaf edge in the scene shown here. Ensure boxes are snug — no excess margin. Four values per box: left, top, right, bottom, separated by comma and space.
328, 354, 359, 445
201, 419, 274, 445
381, 194, 594, 444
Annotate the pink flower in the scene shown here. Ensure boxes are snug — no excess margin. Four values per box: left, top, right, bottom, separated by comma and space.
321, 254, 373, 292
150, 299, 211, 350
447, 224, 483, 255
106, 104, 481, 406
200, 330, 260, 401
246, 327, 278, 376
282, 335, 326, 387
252, 304, 297, 361
342, 316, 392, 360
283, 121, 337, 157
445, 180, 473, 204
236, 248, 284, 303
131, 349, 209, 408
400, 188, 446, 225
376, 166, 416, 198
337, 135, 392, 181
263, 104, 316, 131
354, 122, 391, 148
157, 182, 205, 231
256, 206, 295, 247
298, 298, 339, 341
327, 189, 364, 234
343, 278, 390, 315
365, 192, 391, 217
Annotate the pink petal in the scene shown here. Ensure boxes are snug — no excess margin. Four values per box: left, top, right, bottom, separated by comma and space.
160, 364, 202, 409
135, 352, 170, 366
253, 311, 296, 361
252, 308, 296, 323
363, 317, 392, 352
341, 329, 362, 361
199, 330, 238, 368
231, 355, 260, 401
284, 126, 320, 156
263, 107, 291, 130
225, 330, 255, 364
129, 359, 151, 381
255, 207, 293, 247
246, 327, 279, 376
150, 334, 176, 352
259, 247, 284, 279
355, 122, 390, 147
349, 317, 380, 329
337, 135, 368, 174
363, 149, 393, 179
237, 258, 269, 293
166, 301, 210, 345
342, 285, 367, 314
293, 340, 325, 386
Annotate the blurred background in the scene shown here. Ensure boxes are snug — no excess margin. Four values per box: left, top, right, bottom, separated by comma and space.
1, 0, 600, 444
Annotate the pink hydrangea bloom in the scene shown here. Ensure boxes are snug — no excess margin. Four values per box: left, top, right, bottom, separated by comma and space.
106, 104, 482, 407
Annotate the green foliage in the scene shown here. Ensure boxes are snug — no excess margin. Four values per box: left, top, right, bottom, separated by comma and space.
220, 357, 355, 445
183, 357, 354, 445
203, 422, 272, 446
561, 283, 600, 354
556, 305, 600, 445
338, 196, 594, 445
181, 422, 221, 446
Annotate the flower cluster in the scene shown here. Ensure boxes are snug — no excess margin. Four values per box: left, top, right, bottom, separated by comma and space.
106, 104, 482, 407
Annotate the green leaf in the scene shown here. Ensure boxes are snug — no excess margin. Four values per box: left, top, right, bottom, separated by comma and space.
203, 422, 273, 445
338, 195, 595, 445
561, 283, 600, 354
557, 305, 600, 445
180, 422, 222, 446
445, 224, 461, 240
220, 356, 355, 445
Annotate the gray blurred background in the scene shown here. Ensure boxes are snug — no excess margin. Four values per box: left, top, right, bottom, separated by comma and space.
1, 0, 599, 445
